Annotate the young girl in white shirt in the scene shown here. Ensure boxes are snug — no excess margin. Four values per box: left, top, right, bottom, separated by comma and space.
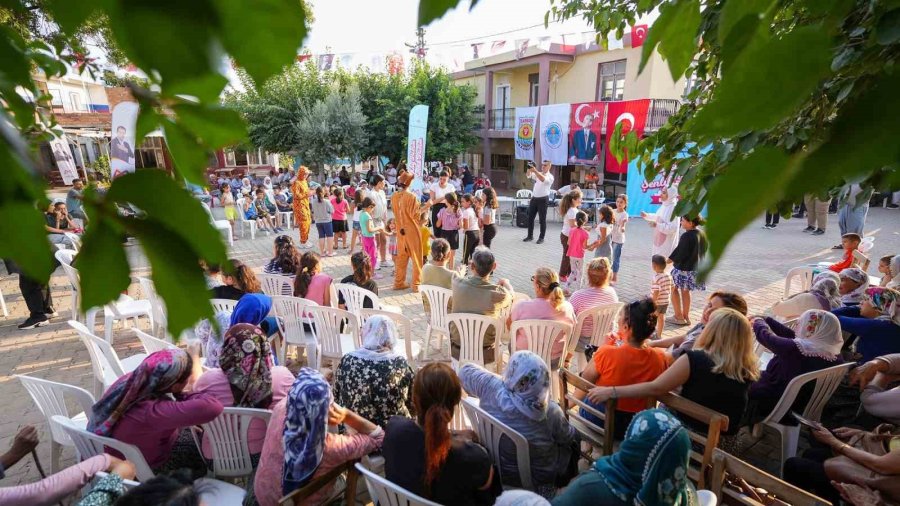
460, 194, 481, 265
610, 194, 629, 285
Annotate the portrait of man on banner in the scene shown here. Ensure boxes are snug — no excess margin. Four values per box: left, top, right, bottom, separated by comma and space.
109, 101, 138, 179
568, 102, 605, 164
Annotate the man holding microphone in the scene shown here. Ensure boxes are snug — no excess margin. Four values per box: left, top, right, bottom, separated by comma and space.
523, 160, 555, 244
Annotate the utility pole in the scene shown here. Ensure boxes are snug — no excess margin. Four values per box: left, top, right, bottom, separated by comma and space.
406, 27, 427, 59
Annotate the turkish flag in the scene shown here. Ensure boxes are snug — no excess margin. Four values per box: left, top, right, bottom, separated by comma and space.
631, 25, 649, 48
605, 99, 651, 173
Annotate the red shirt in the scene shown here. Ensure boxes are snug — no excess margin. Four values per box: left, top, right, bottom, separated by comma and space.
828, 249, 854, 273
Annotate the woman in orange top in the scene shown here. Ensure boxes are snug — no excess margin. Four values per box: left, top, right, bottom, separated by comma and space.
578, 298, 670, 439
291, 166, 314, 246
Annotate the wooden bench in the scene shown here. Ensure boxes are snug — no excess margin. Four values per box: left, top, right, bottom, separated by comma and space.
559, 368, 618, 459
278, 459, 359, 505
657, 392, 729, 490
710, 449, 831, 505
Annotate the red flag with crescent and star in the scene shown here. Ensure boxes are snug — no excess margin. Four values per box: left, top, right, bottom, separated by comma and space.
631, 25, 649, 47
604, 99, 651, 173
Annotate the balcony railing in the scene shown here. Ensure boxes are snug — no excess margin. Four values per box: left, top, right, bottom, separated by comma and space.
476, 99, 681, 132
645, 99, 679, 131
489, 108, 515, 130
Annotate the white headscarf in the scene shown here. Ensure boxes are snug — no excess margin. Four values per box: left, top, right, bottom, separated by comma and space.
264, 176, 273, 190
839, 267, 869, 305
241, 177, 252, 192
887, 255, 900, 290
657, 184, 679, 222
348, 315, 404, 362
794, 310, 843, 360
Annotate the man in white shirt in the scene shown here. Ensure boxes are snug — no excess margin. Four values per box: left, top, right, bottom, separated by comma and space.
523, 160, 555, 244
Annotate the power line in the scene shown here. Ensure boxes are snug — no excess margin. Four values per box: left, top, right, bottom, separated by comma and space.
428, 21, 565, 47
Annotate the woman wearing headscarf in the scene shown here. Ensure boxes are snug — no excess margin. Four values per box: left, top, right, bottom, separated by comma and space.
230, 292, 281, 349
254, 369, 383, 506
333, 315, 414, 428
241, 177, 253, 196
747, 310, 845, 423
87, 349, 223, 477
640, 184, 681, 258
552, 408, 698, 506
882, 254, 899, 289
291, 166, 315, 247
833, 287, 900, 362
772, 271, 842, 319
192, 310, 232, 368
459, 351, 578, 496
839, 267, 870, 306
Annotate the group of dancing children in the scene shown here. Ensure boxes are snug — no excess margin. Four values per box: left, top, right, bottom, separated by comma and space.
559, 190, 629, 293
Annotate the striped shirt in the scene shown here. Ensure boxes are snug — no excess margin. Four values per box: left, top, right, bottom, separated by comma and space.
569, 286, 619, 337
652, 272, 673, 306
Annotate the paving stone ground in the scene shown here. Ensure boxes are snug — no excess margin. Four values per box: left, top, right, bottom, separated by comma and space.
1, 200, 897, 489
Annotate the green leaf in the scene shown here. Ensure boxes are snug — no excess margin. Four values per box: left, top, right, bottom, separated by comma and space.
717, 0, 773, 44
104, 170, 228, 265
76, 216, 130, 311
161, 119, 210, 183
689, 26, 832, 137
0, 28, 33, 86
212, 0, 309, 86
0, 202, 55, 281
172, 103, 247, 147
167, 74, 229, 103
702, 147, 793, 276
45, 0, 99, 34
135, 108, 162, 144
876, 8, 900, 45
419, 0, 463, 27
639, 0, 700, 79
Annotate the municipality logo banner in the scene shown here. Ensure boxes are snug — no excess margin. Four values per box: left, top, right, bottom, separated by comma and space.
514, 106, 538, 161
539, 103, 570, 166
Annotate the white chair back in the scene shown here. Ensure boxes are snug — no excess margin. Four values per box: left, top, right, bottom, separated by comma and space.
272, 295, 318, 366
69, 320, 126, 395
52, 414, 156, 481
55, 251, 81, 320
447, 314, 502, 372
211, 298, 238, 314
420, 285, 452, 333
306, 306, 360, 361
355, 462, 440, 506
570, 302, 624, 348
55, 249, 77, 266
64, 232, 82, 252
359, 309, 419, 366
461, 397, 533, 489
260, 273, 294, 297
133, 328, 177, 354
515, 189, 533, 199
783, 267, 815, 299
202, 407, 272, 479
16, 375, 94, 449
336, 283, 381, 313
137, 277, 166, 336
509, 319, 572, 370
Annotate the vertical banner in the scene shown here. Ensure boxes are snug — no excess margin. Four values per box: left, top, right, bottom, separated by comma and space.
568, 102, 605, 164
50, 133, 79, 185
109, 101, 138, 179
605, 99, 651, 173
631, 24, 649, 47
538, 103, 570, 166
406, 104, 429, 181
626, 146, 708, 217
514, 106, 538, 161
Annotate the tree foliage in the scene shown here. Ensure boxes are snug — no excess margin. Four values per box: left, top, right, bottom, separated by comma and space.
294, 85, 368, 170
549, 0, 900, 275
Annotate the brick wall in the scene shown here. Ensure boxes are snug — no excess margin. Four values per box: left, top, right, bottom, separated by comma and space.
54, 112, 111, 128
105, 87, 135, 111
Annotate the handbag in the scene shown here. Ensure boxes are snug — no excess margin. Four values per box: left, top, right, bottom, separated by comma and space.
825, 424, 900, 505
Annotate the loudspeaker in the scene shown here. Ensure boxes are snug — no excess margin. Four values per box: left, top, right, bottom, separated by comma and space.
516, 205, 529, 228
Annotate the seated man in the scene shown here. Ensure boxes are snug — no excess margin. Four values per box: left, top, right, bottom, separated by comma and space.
449, 246, 513, 365
46, 201, 78, 247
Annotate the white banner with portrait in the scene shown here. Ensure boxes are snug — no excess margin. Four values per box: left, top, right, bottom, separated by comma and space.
49, 133, 79, 185
109, 101, 139, 179
538, 103, 570, 166
514, 106, 538, 161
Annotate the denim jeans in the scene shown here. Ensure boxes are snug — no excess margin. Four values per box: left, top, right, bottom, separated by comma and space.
610, 242, 624, 273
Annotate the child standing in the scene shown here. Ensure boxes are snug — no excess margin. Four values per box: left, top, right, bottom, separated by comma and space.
436, 192, 462, 269
610, 194, 628, 285
566, 211, 593, 291
419, 212, 432, 266
349, 189, 366, 253
480, 187, 499, 248
460, 194, 481, 265
385, 218, 399, 267
593, 204, 615, 260
330, 187, 350, 250
219, 183, 238, 241
650, 254, 673, 338
311, 186, 335, 256
668, 215, 707, 325
358, 197, 383, 278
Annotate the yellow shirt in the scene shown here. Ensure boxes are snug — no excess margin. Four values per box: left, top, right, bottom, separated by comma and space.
420, 225, 431, 258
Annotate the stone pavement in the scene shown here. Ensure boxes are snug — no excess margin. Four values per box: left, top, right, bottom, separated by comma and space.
0, 204, 897, 489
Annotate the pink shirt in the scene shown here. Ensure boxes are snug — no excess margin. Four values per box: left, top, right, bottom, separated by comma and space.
299, 273, 332, 307
511, 298, 576, 361
0, 454, 109, 506
107, 391, 223, 468
437, 207, 462, 231
569, 286, 620, 337
254, 398, 384, 506
567, 227, 589, 259
194, 366, 295, 457
330, 197, 350, 221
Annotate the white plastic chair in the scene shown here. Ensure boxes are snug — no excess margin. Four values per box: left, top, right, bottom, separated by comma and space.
260, 273, 294, 297
99, 295, 154, 345
69, 320, 147, 397
515, 189, 533, 200
272, 295, 318, 367
570, 302, 624, 371
63, 232, 82, 252
306, 305, 360, 369
335, 283, 383, 314
751, 362, 854, 474
16, 375, 95, 473
420, 286, 453, 359
201, 407, 272, 480
137, 277, 168, 338
359, 308, 421, 367
133, 328, 178, 354
783, 266, 815, 299
277, 210, 293, 230
356, 462, 440, 506
202, 202, 234, 246
0, 285, 6, 317
236, 198, 258, 239
211, 298, 238, 314
447, 314, 503, 373
509, 319, 572, 401
55, 249, 83, 321
461, 397, 533, 490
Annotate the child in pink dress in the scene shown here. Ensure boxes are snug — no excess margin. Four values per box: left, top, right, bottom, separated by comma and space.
566, 211, 596, 291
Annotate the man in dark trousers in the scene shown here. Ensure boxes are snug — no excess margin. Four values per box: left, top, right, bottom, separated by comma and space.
523, 160, 555, 244
3, 259, 57, 329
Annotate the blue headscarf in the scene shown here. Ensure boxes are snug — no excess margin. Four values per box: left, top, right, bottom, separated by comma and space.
593, 408, 697, 506
282, 368, 331, 496
230, 293, 271, 327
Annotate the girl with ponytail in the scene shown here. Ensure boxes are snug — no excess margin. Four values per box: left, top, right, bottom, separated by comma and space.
383, 363, 500, 504
509, 267, 576, 367
292, 252, 332, 307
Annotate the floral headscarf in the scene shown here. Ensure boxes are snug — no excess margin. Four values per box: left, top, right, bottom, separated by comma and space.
887, 256, 900, 289
348, 315, 403, 362
864, 287, 900, 326
498, 351, 550, 422
220, 324, 274, 408
593, 408, 697, 506
282, 368, 331, 496
88, 349, 191, 436
194, 310, 232, 368
839, 267, 870, 305
794, 310, 843, 360
809, 276, 842, 310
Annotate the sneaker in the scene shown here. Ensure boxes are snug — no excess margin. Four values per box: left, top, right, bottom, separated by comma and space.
536, 238, 544, 244
46, 309, 58, 318
763, 224, 773, 229
383, 260, 394, 267
887, 204, 899, 209
523, 237, 533, 242
18, 315, 49, 330
802, 226, 815, 233
832, 244, 844, 250
792, 213, 805, 218
812, 228, 826, 235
